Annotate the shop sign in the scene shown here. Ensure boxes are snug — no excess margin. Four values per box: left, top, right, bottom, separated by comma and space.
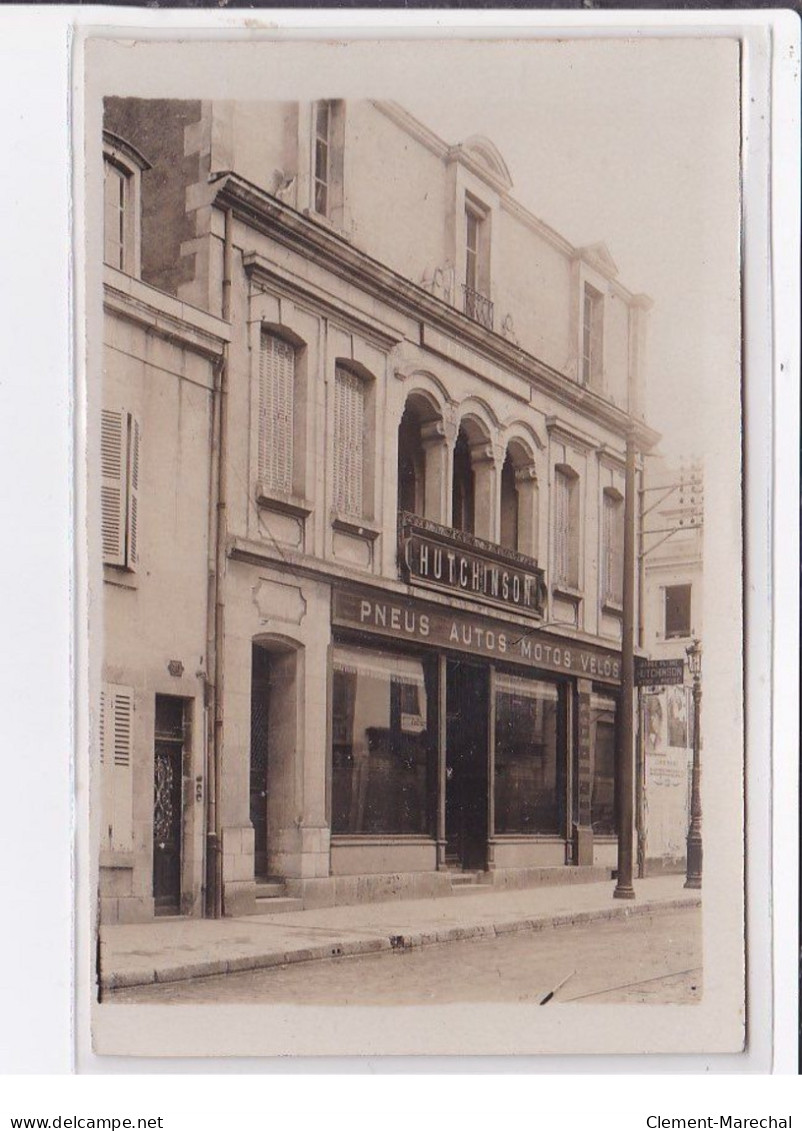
634, 658, 685, 686
398, 513, 546, 618
332, 586, 622, 685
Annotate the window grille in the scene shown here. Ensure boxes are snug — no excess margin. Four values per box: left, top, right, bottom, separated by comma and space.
258, 333, 295, 496
333, 367, 366, 518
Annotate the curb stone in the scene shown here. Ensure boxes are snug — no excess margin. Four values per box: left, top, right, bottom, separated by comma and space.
102, 893, 701, 992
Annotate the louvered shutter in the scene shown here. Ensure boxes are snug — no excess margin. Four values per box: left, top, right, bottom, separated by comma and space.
126, 415, 141, 569
602, 493, 613, 600
566, 477, 579, 588
259, 333, 294, 496
100, 683, 134, 854
101, 409, 126, 565
610, 496, 623, 602
554, 472, 568, 585
333, 367, 365, 517
99, 686, 115, 853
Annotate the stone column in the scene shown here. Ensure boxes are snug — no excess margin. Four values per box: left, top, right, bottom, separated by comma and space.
421, 420, 449, 524
470, 442, 499, 542
515, 466, 539, 559
573, 678, 594, 866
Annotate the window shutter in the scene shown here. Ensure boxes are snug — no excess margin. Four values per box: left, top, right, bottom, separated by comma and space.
126, 415, 141, 569
101, 409, 126, 566
554, 472, 568, 584
259, 333, 294, 496
334, 367, 365, 517
554, 470, 579, 589
100, 683, 134, 854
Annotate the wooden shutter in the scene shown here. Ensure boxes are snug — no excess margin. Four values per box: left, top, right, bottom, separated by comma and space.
258, 333, 294, 496
126, 414, 141, 569
100, 683, 134, 854
554, 471, 568, 585
333, 367, 365, 517
566, 476, 579, 588
101, 409, 126, 566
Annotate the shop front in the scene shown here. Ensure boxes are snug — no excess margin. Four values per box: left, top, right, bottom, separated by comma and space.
329, 584, 622, 881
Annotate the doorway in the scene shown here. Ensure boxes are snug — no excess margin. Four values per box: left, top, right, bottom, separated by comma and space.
250, 645, 271, 878
153, 696, 186, 915
445, 659, 489, 870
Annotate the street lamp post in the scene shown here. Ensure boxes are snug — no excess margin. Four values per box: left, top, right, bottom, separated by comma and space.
684, 638, 702, 889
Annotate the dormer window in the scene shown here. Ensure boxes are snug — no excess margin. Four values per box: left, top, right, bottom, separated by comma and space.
311, 100, 345, 224
314, 101, 331, 216
102, 132, 150, 277
463, 197, 493, 330
581, 283, 603, 387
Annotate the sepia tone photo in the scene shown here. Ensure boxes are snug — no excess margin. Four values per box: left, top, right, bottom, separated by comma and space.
86, 34, 744, 1057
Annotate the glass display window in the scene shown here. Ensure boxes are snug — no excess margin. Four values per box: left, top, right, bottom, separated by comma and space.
590, 693, 617, 836
331, 644, 437, 835
494, 672, 563, 835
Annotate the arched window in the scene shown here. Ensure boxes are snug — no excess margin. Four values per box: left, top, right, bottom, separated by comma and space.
103, 132, 149, 276
499, 453, 519, 551
500, 438, 540, 558
397, 402, 427, 517
451, 427, 475, 535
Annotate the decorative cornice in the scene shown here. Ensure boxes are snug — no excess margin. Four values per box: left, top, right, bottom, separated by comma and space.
212, 173, 660, 451
546, 414, 601, 455
103, 267, 230, 360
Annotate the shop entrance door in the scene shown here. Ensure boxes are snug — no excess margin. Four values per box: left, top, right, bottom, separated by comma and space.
446, 659, 489, 871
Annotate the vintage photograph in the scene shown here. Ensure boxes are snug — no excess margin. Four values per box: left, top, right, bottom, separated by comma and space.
87, 34, 744, 1056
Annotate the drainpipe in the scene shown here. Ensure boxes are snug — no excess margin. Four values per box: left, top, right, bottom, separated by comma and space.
206, 206, 233, 919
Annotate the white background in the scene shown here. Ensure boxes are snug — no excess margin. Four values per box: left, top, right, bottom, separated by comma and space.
0, 3, 798, 1115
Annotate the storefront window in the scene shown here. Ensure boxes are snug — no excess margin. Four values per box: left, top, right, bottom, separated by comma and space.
494, 673, 561, 834
331, 645, 437, 835
591, 694, 617, 836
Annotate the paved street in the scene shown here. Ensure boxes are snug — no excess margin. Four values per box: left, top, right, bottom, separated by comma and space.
109, 906, 700, 1006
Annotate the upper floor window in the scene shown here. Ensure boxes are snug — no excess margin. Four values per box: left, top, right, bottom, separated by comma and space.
397, 403, 427, 517
451, 427, 475, 536
333, 366, 368, 519
311, 100, 345, 223
601, 489, 624, 606
314, 101, 331, 216
103, 132, 149, 276
664, 583, 692, 639
101, 407, 141, 570
463, 197, 493, 330
582, 283, 603, 387
553, 466, 580, 591
258, 332, 296, 497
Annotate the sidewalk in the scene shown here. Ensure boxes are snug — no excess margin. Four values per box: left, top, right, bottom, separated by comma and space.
99, 874, 700, 991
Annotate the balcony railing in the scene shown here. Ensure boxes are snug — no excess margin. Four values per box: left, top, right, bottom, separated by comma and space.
462, 284, 494, 331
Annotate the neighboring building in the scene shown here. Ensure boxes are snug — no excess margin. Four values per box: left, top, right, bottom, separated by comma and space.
98, 99, 659, 923
639, 455, 704, 875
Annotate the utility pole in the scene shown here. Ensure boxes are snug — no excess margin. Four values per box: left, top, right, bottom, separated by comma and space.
614, 426, 637, 900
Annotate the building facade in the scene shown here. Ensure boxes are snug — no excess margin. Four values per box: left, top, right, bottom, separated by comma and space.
98, 99, 659, 923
